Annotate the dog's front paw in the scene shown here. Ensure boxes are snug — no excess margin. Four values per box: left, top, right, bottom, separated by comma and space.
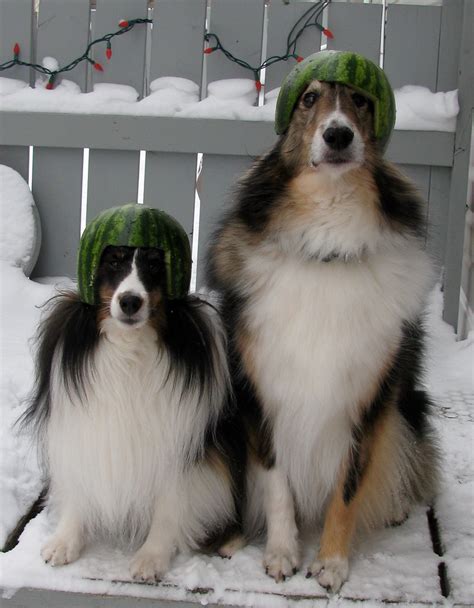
263, 543, 300, 582
130, 549, 171, 583
218, 534, 246, 559
41, 535, 83, 566
307, 555, 349, 593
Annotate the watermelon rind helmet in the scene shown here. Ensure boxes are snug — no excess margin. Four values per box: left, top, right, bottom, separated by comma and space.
77, 203, 192, 305
275, 50, 396, 152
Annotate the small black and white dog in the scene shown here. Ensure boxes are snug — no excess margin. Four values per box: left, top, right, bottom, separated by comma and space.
22, 244, 243, 581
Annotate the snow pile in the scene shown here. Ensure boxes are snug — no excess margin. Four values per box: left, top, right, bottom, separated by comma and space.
0, 166, 41, 276
0, 76, 458, 131
424, 287, 473, 396
394, 86, 459, 132
0, 264, 61, 548
0, 269, 472, 604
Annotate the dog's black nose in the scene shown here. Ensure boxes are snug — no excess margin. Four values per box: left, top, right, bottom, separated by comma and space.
323, 126, 354, 150
119, 293, 143, 316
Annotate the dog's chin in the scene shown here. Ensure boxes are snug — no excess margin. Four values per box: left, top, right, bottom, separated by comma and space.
311, 156, 360, 175
112, 315, 147, 330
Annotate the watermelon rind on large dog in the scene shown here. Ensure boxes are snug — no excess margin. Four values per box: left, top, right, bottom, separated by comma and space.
275, 50, 396, 151
78, 203, 192, 305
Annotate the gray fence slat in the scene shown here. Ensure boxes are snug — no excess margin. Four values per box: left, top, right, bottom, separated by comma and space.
0, 0, 33, 83
144, 152, 196, 242
427, 167, 451, 270
150, 0, 207, 90
86, 150, 140, 223
36, 0, 91, 91
0, 145, 29, 182
92, 0, 148, 95
265, 1, 322, 92
443, 0, 473, 328
206, 0, 265, 87
31, 148, 82, 278
196, 155, 253, 288
384, 5, 441, 91
327, 3, 382, 65
437, 0, 463, 92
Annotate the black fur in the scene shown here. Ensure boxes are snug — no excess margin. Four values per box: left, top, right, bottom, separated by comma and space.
19, 292, 100, 432
235, 140, 293, 234
373, 160, 426, 238
163, 296, 222, 401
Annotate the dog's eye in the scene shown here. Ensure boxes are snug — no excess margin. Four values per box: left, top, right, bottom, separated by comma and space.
108, 259, 121, 270
352, 93, 367, 108
302, 92, 318, 108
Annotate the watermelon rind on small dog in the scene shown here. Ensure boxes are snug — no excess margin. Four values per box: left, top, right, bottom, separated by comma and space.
275, 50, 396, 151
77, 203, 192, 305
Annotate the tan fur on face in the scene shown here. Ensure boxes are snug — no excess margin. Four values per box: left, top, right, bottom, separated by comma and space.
97, 282, 166, 334
281, 81, 377, 175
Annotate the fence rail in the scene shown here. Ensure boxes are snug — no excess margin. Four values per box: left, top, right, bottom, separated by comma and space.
0, 0, 472, 330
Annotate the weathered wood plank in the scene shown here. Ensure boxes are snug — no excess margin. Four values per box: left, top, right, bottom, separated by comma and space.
206, 0, 265, 87
32, 0, 90, 277
265, 0, 322, 92
384, 5, 441, 90
197, 155, 252, 287
143, 152, 196, 242
327, 3, 382, 65
92, 0, 148, 96
0, 0, 34, 83
0, 113, 456, 168
87, 150, 139, 222
31, 147, 82, 278
36, 0, 91, 91
150, 0, 206, 90
0, 145, 29, 182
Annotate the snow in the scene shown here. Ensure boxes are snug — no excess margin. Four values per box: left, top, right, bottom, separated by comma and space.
0, 262, 472, 604
394, 86, 459, 132
41, 57, 59, 73
0, 165, 41, 276
0, 76, 459, 132
0, 263, 71, 549
0, 160, 472, 604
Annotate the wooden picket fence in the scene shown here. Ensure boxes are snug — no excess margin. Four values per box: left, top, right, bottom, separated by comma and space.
0, 0, 472, 331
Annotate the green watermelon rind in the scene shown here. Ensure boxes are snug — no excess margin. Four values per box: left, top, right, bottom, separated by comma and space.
77, 203, 191, 306
275, 50, 396, 151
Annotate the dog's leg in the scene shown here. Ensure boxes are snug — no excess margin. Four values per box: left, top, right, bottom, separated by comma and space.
130, 492, 179, 583
308, 409, 400, 593
262, 467, 300, 582
307, 476, 355, 593
41, 506, 85, 566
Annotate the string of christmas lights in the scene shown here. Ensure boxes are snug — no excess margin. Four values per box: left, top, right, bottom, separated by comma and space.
0, 2, 333, 92
0, 18, 151, 89
204, 1, 333, 91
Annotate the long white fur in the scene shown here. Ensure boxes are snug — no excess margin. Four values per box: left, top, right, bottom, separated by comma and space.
239, 180, 433, 523
43, 259, 233, 576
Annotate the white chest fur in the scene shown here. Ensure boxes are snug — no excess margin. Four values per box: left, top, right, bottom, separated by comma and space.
47, 322, 210, 539
242, 240, 432, 518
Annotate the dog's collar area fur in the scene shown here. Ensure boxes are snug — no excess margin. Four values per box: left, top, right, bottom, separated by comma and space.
312, 251, 364, 263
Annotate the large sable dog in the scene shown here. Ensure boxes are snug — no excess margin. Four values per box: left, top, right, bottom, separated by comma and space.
208, 52, 439, 592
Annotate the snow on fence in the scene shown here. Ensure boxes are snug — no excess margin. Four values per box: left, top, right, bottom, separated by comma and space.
0, 0, 472, 331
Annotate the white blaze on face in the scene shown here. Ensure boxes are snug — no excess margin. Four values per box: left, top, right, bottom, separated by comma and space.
110, 251, 150, 327
310, 94, 365, 172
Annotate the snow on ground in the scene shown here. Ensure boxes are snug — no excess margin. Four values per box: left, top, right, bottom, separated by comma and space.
0, 267, 472, 605
0, 76, 459, 131
0, 162, 471, 604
